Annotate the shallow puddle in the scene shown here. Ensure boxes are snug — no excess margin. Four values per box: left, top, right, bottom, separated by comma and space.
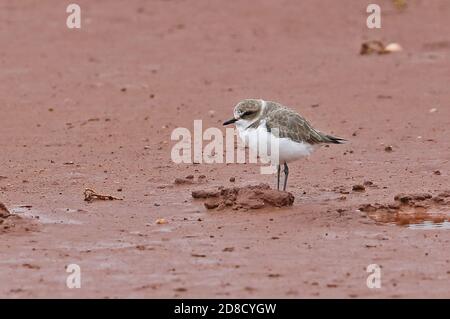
408, 221, 450, 230
367, 207, 450, 230
360, 191, 450, 230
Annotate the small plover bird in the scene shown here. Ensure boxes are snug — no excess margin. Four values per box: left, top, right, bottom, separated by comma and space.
223, 99, 346, 191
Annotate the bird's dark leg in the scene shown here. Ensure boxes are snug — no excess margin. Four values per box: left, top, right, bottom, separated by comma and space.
283, 162, 289, 191
277, 164, 281, 191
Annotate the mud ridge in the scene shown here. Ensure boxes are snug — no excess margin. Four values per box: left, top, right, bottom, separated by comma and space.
192, 183, 294, 210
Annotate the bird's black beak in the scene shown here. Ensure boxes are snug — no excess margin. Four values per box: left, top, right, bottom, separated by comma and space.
223, 118, 238, 126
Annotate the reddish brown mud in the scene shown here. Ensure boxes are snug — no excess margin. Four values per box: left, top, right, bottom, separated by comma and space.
1, 0, 450, 298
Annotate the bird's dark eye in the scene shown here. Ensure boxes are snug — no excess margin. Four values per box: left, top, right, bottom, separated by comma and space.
242, 111, 254, 116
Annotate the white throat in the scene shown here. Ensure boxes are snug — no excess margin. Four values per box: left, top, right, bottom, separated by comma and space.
234, 99, 266, 145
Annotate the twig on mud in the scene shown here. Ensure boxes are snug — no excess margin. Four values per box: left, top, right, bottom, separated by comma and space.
360, 41, 402, 55
83, 188, 122, 203
360, 41, 387, 55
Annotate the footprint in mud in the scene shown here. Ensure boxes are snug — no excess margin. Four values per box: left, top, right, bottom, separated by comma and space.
10, 206, 83, 225
359, 191, 450, 229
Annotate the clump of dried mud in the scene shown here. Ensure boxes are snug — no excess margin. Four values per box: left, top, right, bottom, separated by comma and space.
0, 202, 11, 220
359, 191, 450, 226
0, 202, 35, 234
192, 183, 294, 210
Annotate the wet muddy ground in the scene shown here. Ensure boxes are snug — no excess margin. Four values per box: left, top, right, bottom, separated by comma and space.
1, 0, 450, 298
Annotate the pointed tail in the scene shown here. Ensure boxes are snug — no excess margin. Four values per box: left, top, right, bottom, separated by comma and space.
323, 134, 347, 144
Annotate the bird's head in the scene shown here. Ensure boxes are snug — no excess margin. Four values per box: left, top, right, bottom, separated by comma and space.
223, 99, 262, 125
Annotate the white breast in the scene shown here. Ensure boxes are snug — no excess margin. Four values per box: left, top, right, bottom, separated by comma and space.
235, 119, 252, 146
235, 120, 315, 164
